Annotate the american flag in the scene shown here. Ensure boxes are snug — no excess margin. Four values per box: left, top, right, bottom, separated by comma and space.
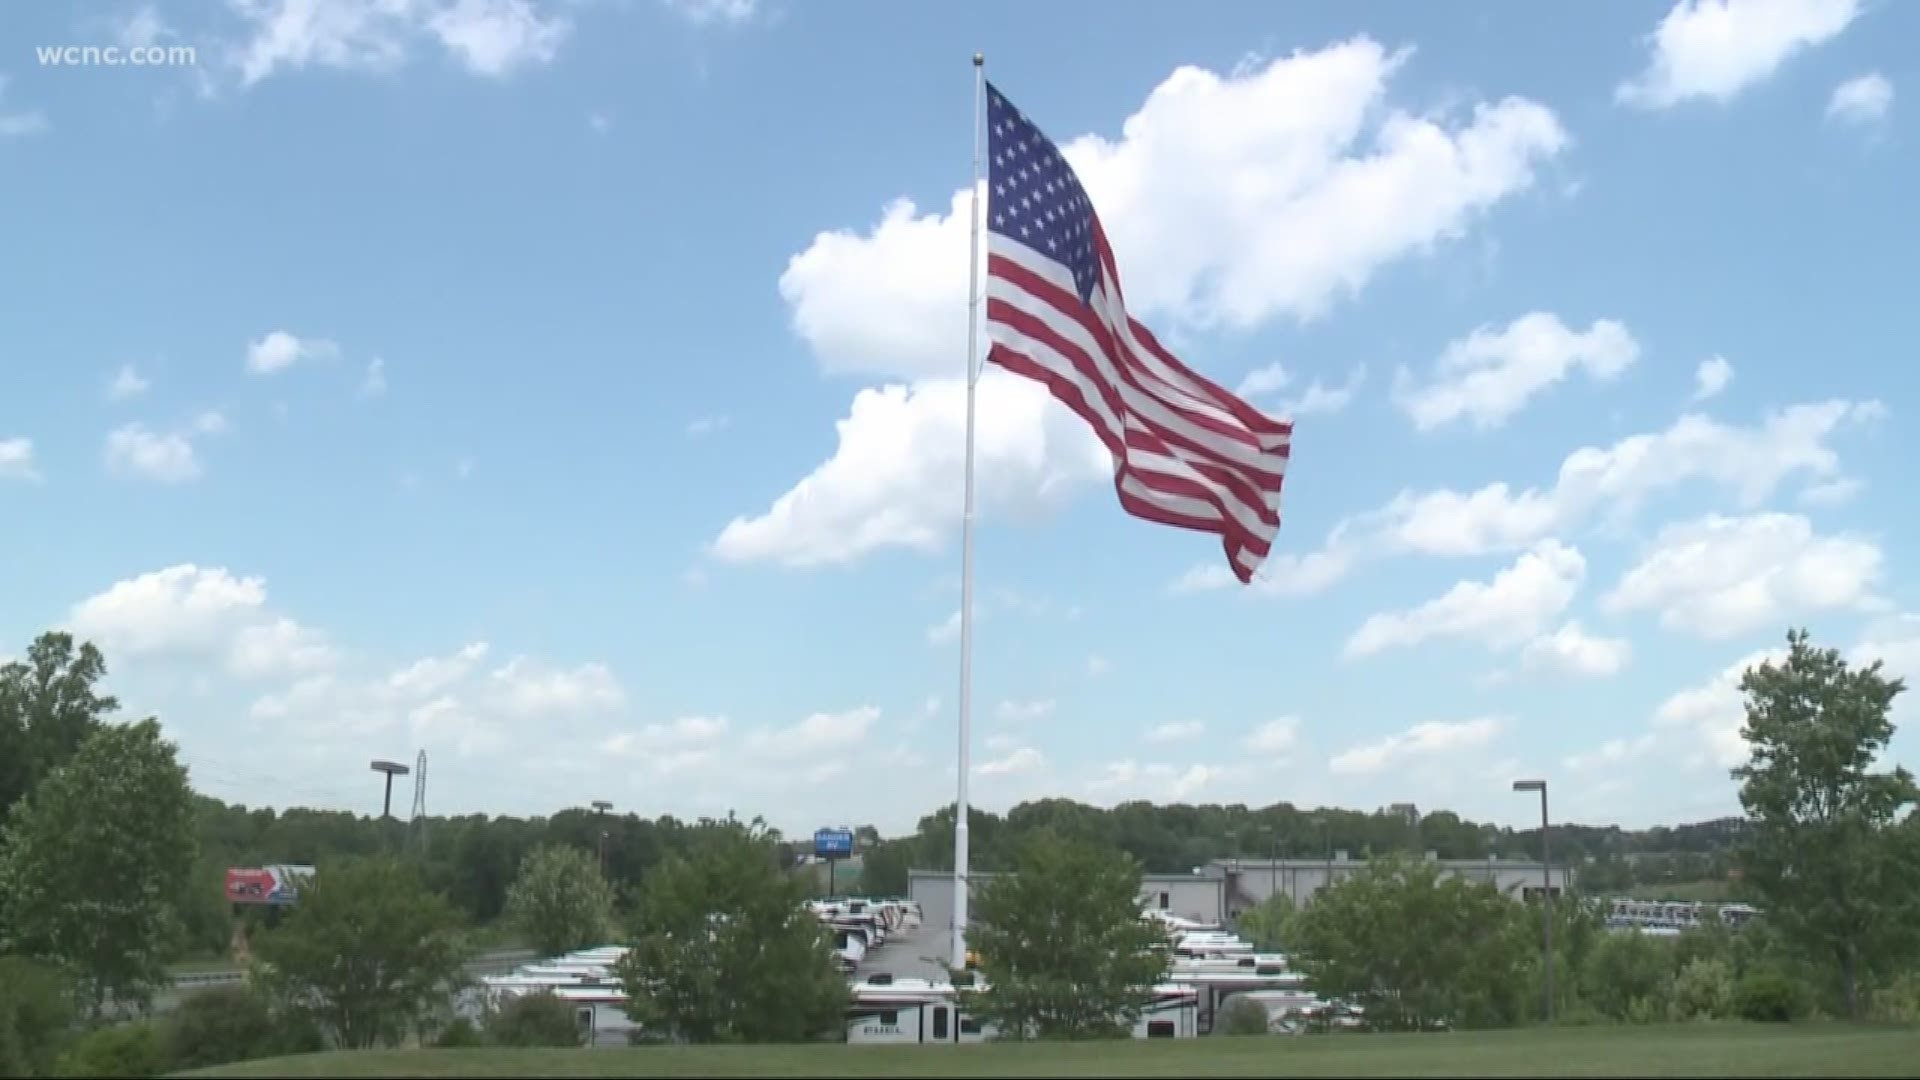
981, 81, 1291, 584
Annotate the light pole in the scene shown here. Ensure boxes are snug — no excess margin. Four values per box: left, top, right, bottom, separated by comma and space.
592, 800, 613, 877
1513, 778, 1553, 1023
370, 760, 410, 820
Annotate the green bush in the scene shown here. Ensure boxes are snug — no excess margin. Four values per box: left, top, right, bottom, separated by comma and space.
54, 1022, 165, 1079
1218, 996, 1271, 1036
0, 956, 74, 1077
1579, 930, 1674, 1021
485, 992, 583, 1048
163, 983, 314, 1071
1867, 971, 1920, 1023
1668, 957, 1735, 1021
1624, 994, 1664, 1025
1734, 969, 1810, 1022
434, 1018, 483, 1048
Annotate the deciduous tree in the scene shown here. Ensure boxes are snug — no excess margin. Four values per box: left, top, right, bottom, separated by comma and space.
962, 829, 1169, 1040
617, 818, 847, 1044
1731, 628, 1920, 1019
503, 843, 617, 957
0, 632, 118, 834
0, 718, 195, 1017
251, 855, 467, 1049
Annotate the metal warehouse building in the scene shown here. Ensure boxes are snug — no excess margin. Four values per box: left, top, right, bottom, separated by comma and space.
910, 852, 1571, 946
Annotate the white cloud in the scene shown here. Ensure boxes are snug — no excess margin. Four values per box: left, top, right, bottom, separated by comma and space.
1345, 539, 1585, 658
1235, 363, 1291, 399
1175, 397, 1880, 598
712, 371, 1108, 568
1654, 648, 1783, 767
661, 0, 760, 25
1521, 621, 1632, 677
977, 746, 1044, 777
1564, 733, 1658, 773
425, 0, 569, 77
1395, 313, 1639, 431
229, 0, 569, 85
1693, 355, 1733, 400
195, 411, 229, 435
995, 698, 1056, 722
388, 642, 490, 697
114, 5, 174, 48
0, 438, 40, 483
1087, 653, 1111, 676
746, 707, 879, 757
1330, 717, 1502, 775
0, 75, 46, 137
1602, 512, 1882, 639
1617, 0, 1860, 109
687, 415, 730, 436
67, 564, 335, 679
246, 330, 338, 374
1245, 716, 1300, 756
1827, 71, 1892, 125
778, 39, 1567, 385
109, 364, 152, 400
1145, 720, 1205, 743
487, 656, 626, 716
361, 357, 388, 397
1282, 366, 1368, 417
1799, 476, 1864, 507
1855, 614, 1920, 698
105, 422, 212, 483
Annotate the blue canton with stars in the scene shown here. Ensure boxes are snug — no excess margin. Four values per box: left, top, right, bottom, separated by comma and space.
986, 81, 1101, 306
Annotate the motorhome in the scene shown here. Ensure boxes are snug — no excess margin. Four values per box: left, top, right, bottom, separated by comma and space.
844, 976, 1199, 1044
1170, 953, 1290, 975
1170, 935, 1256, 960
1166, 968, 1311, 1034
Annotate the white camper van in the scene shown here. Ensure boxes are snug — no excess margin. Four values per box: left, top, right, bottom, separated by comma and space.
845, 975, 1199, 1045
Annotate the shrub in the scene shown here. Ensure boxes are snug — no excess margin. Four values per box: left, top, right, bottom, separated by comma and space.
1579, 929, 1674, 1021
486, 992, 583, 1048
1867, 971, 1920, 1023
1734, 969, 1810, 1022
54, 1022, 166, 1079
434, 1018, 483, 1048
0, 956, 74, 1077
1668, 957, 1735, 1021
162, 984, 284, 1070
1218, 996, 1271, 1036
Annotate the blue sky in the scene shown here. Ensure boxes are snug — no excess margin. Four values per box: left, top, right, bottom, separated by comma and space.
2, 0, 1915, 838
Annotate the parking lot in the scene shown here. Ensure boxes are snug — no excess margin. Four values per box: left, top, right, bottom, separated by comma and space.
853, 924, 953, 985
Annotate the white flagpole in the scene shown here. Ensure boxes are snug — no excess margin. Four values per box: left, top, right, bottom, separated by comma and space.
952, 50, 985, 975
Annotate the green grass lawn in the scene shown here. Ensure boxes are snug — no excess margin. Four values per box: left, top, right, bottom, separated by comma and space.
180, 1022, 1920, 1078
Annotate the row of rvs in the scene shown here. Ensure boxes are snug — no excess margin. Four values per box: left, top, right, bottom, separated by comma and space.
463, 897, 1353, 1046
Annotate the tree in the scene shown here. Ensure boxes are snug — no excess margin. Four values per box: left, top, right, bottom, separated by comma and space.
0, 718, 196, 1017
162, 983, 321, 1071
0, 956, 74, 1077
1578, 928, 1674, 1021
0, 632, 118, 834
485, 991, 584, 1047
1290, 855, 1531, 1030
617, 818, 847, 1044
961, 829, 1168, 1041
1236, 892, 1296, 953
503, 843, 617, 957
1730, 628, 1920, 1019
251, 855, 467, 1049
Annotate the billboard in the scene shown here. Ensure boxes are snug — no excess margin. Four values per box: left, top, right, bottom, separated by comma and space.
225, 864, 315, 906
814, 828, 854, 859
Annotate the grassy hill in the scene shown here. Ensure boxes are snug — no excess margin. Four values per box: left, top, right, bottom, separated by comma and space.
181, 1022, 1920, 1078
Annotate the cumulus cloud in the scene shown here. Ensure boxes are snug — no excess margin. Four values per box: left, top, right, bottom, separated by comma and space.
1693, 355, 1733, 401
1345, 540, 1586, 658
995, 698, 1056, 722
1653, 648, 1784, 768
977, 746, 1045, 777
229, 0, 570, 86
1145, 720, 1205, 743
361, 357, 388, 397
246, 330, 338, 374
109, 364, 152, 400
661, 0, 760, 25
67, 564, 335, 678
486, 656, 626, 716
1602, 512, 1882, 639
1521, 621, 1632, 677
1564, 733, 1658, 772
1827, 72, 1893, 125
1175, 398, 1881, 598
1617, 0, 1860, 109
1245, 716, 1300, 756
1395, 313, 1639, 431
0, 438, 39, 483
1330, 717, 1502, 775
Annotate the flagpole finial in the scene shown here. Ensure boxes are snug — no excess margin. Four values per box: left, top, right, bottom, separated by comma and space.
973, 52, 983, 67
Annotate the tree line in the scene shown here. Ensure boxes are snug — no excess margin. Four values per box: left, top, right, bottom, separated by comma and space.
4, 625, 1918, 1072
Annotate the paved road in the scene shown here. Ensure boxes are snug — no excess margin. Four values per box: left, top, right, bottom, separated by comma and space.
853, 926, 952, 985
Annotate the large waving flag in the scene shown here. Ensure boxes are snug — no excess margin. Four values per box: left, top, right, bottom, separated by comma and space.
980, 82, 1292, 584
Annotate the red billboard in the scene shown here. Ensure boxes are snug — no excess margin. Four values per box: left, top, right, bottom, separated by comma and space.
224, 864, 314, 905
